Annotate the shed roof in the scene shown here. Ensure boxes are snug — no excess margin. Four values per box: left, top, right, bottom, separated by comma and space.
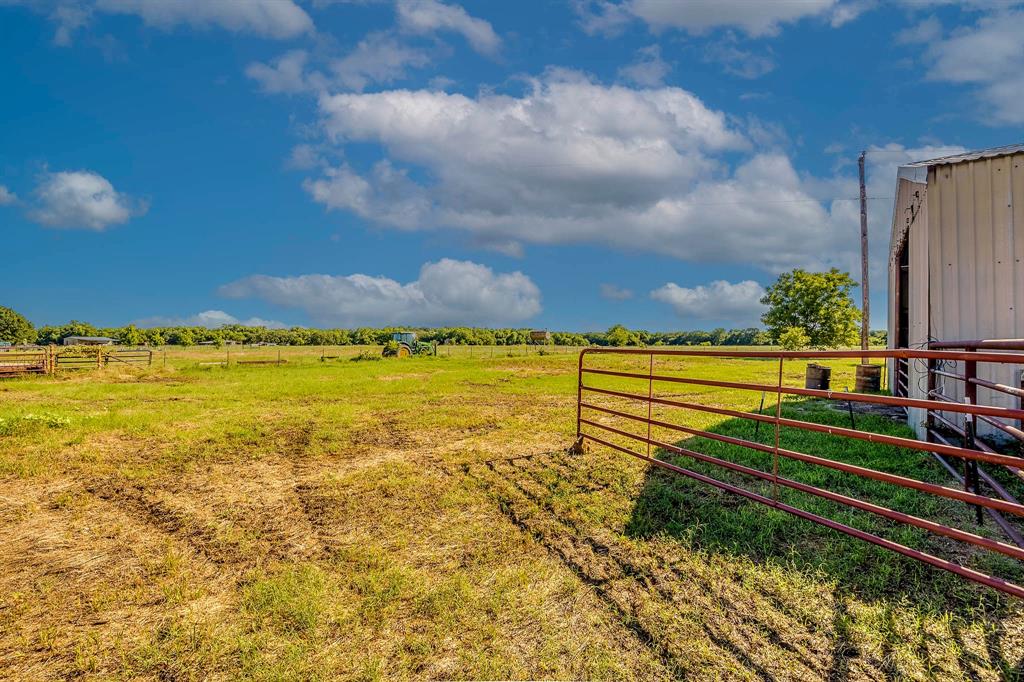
65, 336, 116, 342
901, 143, 1024, 169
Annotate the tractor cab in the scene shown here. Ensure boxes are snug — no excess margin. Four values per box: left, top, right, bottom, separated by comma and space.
383, 331, 433, 358
392, 332, 418, 346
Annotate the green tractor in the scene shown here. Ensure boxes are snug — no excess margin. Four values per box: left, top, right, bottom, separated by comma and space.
382, 331, 435, 358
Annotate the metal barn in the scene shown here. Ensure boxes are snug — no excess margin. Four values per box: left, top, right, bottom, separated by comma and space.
888, 143, 1024, 439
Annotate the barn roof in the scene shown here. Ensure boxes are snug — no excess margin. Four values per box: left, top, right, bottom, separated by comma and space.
901, 143, 1024, 169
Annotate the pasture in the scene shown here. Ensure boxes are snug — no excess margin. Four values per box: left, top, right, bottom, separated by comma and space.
1, 346, 1023, 680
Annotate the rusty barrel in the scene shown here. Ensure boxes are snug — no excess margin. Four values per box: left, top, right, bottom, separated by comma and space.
855, 363, 882, 393
805, 363, 831, 390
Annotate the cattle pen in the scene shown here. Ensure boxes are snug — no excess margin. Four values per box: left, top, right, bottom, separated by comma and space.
576, 345, 1024, 599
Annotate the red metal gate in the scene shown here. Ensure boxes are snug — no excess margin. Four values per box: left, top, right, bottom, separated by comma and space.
574, 346, 1024, 599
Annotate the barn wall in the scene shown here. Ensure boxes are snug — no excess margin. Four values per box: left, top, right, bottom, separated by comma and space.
888, 176, 930, 436
927, 152, 1024, 437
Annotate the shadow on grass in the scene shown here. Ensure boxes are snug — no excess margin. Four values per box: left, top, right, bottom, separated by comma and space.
620, 396, 1024, 678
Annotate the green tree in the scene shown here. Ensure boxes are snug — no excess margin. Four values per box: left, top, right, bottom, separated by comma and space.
605, 324, 641, 347
36, 325, 62, 345
0, 306, 34, 344
778, 326, 811, 351
119, 324, 143, 346
60, 320, 99, 339
760, 268, 860, 348
168, 328, 195, 346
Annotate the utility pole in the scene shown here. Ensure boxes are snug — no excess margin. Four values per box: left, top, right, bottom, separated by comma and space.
858, 151, 869, 364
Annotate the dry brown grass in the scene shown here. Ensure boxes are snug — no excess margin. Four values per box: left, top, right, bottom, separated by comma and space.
1, 348, 1023, 679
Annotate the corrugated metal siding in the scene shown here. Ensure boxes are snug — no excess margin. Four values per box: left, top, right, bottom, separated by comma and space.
887, 177, 930, 436
927, 152, 1024, 437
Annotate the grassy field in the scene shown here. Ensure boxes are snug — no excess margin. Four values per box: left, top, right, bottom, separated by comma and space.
1, 346, 1023, 680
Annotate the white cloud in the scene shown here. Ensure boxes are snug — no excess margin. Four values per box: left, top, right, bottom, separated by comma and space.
29, 170, 145, 230
618, 45, 671, 86
0, 185, 17, 205
49, 2, 92, 45
828, 0, 873, 28
330, 32, 432, 91
578, 0, 840, 37
246, 34, 433, 96
396, 0, 501, 56
651, 280, 765, 323
600, 283, 634, 300
16, 0, 314, 44
218, 258, 541, 327
245, 50, 315, 95
895, 15, 942, 44
285, 144, 325, 171
303, 160, 431, 229
95, 0, 313, 39
304, 71, 879, 272
135, 310, 287, 329
919, 10, 1024, 124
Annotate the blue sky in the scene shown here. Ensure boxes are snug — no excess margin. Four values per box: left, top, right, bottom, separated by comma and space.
1, 0, 1021, 332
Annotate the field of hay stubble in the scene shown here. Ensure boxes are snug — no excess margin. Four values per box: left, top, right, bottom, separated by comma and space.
1, 345, 1024, 680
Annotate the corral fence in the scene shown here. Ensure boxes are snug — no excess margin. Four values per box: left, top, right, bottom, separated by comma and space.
50, 347, 153, 372
438, 344, 580, 358
574, 345, 1024, 599
0, 346, 49, 377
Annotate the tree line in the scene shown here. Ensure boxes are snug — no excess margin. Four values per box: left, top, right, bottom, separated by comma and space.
0, 314, 791, 348
0, 268, 887, 349
0, 314, 888, 349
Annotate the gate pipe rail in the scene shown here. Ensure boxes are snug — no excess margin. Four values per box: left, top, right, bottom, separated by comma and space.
575, 346, 1024, 599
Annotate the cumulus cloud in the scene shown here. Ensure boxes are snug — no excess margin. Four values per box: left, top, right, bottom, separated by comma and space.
303, 161, 431, 229
285, 144, 325, 171
919, 10, 1024, 124
245, 50, 314, 95
218, 259, 541, 327
331, 32, 433, 91
95, 0, 312, 39
0, 185, 17, 205
302, 71, 886, 272
396, 0, 501, 56
14, 0, 314, 44
135, 310, 287, 329
600, 284, 634, 301
577, 0, 840, 37
895, 15, 942, 44
49, 1, 93, 45
29, 170, 145, 230
246, 34, 434, 96
618, 45, 671, 86
651, 279, 765, 324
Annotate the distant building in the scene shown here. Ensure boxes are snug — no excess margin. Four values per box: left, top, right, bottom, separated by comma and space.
63, 336, 116, 346
888, 143, 1024, 437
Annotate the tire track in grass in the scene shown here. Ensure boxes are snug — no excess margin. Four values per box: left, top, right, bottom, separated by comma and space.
508, 453, 829, 674
491, 457, 790, 680
463, 459, 682, 679
468, 452, 828, 679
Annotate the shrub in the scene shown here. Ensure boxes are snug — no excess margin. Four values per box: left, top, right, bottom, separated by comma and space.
778, 326, 811, 351
0, 306, 34, 345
